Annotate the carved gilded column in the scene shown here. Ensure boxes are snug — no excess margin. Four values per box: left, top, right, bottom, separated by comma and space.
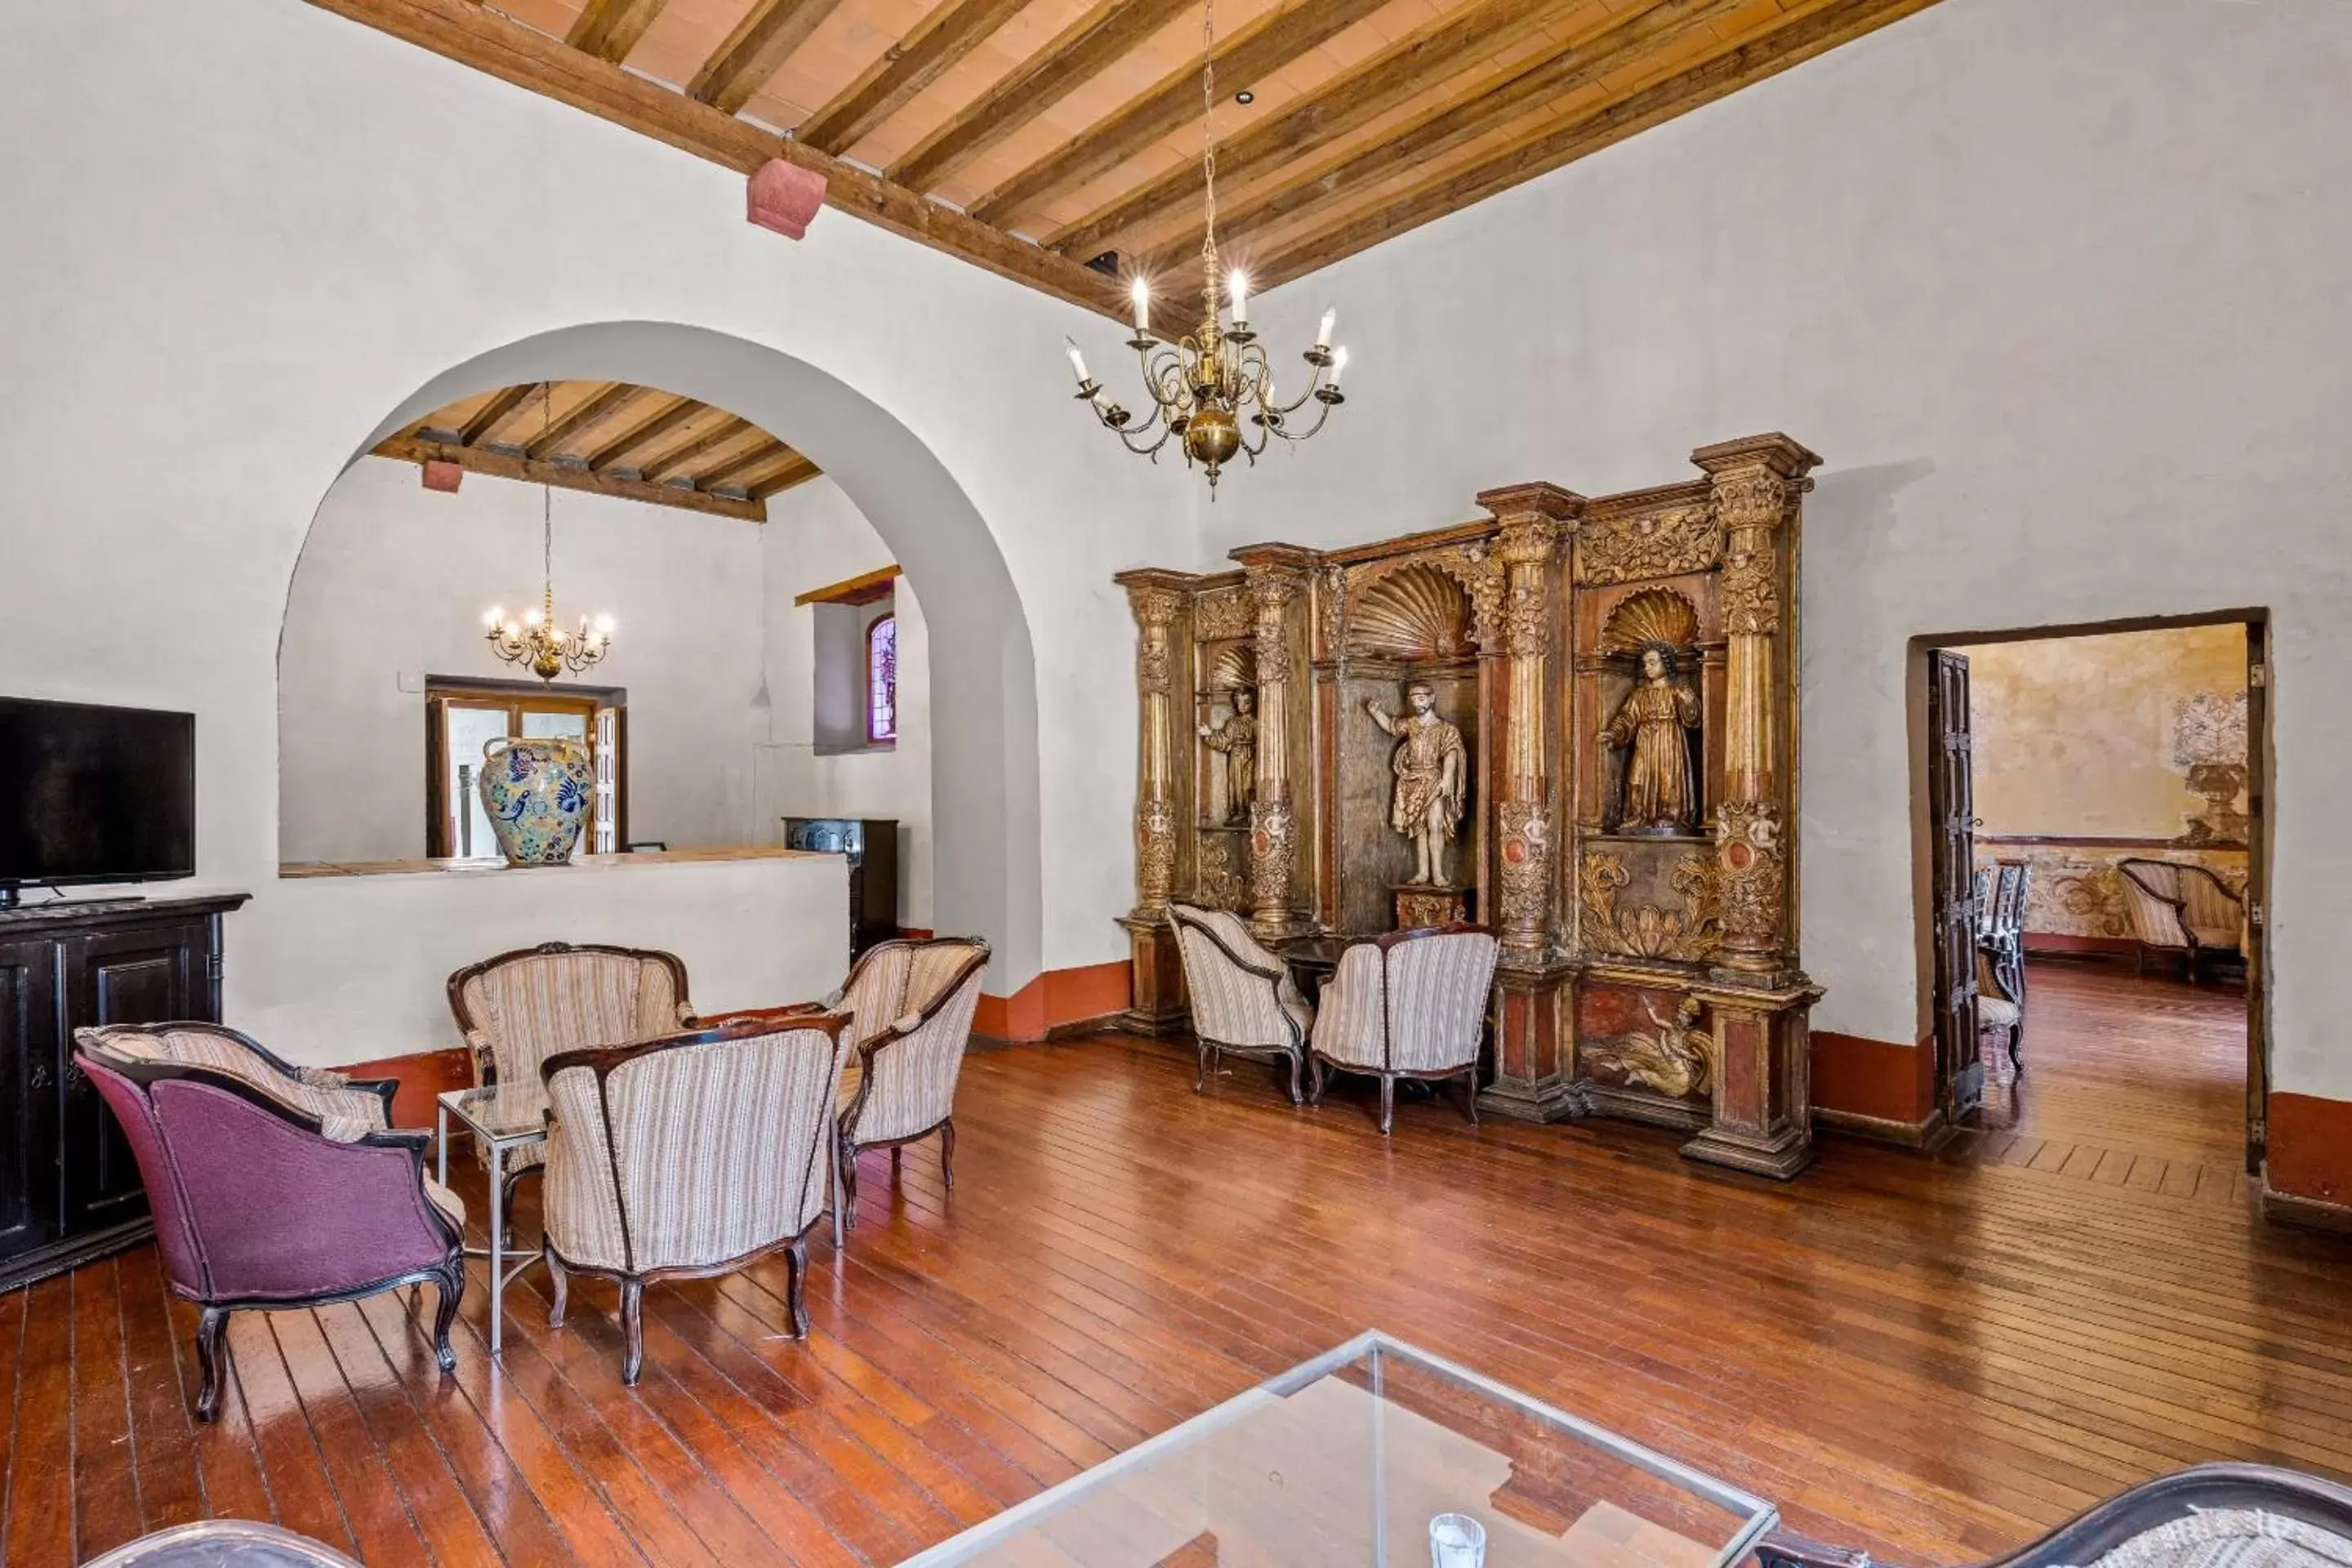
1114, 568, 1197, 1034
1234, 546, 1316, 942
1475, 483, 1582, 960
1695, 436, 1820, 984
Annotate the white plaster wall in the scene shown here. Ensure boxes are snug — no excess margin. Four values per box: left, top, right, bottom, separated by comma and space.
280, 457, 767, 861
755, 478, 936, 926
1214, 0, 2352, 1094
0, 0, 1192, 1056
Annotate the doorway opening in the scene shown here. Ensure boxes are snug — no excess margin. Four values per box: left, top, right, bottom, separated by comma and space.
1915, 612, 2268, 1192
425, 677, 626, 859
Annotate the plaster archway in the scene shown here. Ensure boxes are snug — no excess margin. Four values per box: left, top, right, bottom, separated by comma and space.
297, 321, 1043, 988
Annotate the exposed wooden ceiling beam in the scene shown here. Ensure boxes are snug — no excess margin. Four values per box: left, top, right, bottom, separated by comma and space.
586, 394, 700, 471
642, 415, 752, 483
1049, 0, 1655, 266
377, 435, 767, 520
752, 454, 824, 499
567, 0, 672, 64
967, 0, 1393, 230
469, 380, 559, 448
457, 382, 537, 446
1252, 0, 1945, 292
796, 0, 1029, 156
889, 0, 1194, 196
528, 382, 644, 460
304, 0, 1149, 327
793, 564, 901, 605
1137, 0, 1754, 283
687, 0, 849, 116
697, 438, 797, 489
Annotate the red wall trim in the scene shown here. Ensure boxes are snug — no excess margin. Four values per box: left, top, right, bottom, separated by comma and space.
1811, 1030, 1936, 1129
975, 960, 1133, 1043
2268, 1092, 2352, 1205
338, 1046, 471, 1130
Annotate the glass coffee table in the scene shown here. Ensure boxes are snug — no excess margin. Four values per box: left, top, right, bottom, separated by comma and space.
434, 1081, 551, 1355
900, 1331, 1775, 1567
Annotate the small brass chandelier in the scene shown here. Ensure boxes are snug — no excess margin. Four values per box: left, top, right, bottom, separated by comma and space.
483, 399, 614, 681
1062, 0, 1348, 496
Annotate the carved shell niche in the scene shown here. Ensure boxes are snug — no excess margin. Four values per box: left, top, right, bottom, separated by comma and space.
1347, 564, 1475, 662
1599, 588, 1699, 656
1207, 644, 1258, 692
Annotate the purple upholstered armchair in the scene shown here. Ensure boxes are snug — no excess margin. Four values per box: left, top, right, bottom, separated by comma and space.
75, 1023, 467, 1422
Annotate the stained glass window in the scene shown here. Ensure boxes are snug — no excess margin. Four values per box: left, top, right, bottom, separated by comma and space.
867, 614, 898, 744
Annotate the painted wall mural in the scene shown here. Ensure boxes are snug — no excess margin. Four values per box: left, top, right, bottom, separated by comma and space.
1975, 842, 2248, 941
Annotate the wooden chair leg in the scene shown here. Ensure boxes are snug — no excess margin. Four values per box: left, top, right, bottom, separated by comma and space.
1459, 1068, 1480, 1127
545, 1247, 569, 1327
194, 1306, 230, 1423
783, 1238, 811, 1339
840, 1141, 860, 1232
1308, 1056, 1329, 1107
940, 1119, 956, 1189
618, 1279, 646, 1386
431, 1264, 463, 1371
891, 1145, 902, 1183
1195, 1040, 1209, 1093
1285, 1052, 1304, 1107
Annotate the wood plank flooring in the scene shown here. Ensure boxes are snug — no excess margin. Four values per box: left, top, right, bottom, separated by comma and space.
5, 966, 2348, 1567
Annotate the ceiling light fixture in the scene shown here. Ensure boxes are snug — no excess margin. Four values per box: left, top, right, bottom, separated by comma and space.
483, 393, 616, 682
1062, 0, 1348, 497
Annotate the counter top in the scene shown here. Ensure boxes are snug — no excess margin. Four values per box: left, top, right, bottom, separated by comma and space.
280, 846, 824, 879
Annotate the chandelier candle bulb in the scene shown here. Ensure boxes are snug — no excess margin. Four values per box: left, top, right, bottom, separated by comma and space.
1331, 347, 1349, 386
1132, 278, 1151, 333
1230, 271, 1249, 328
1317, 308, 1336, 350
1066, 341, 1090, 387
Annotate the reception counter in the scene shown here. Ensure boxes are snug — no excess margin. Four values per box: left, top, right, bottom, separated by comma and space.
232, 847, 848, 1066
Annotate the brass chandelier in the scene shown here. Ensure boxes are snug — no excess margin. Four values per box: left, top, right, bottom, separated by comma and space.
483, 398, 614, 681
1062, 0, 1348, 496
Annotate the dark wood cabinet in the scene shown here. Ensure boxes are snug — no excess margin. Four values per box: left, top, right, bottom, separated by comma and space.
0, 893, 246, 1293
782, 818, 899, 956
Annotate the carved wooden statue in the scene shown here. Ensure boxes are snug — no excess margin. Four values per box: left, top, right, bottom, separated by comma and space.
1365, 681, 1467, 887
1601, 645, 1701, 833
1197, 688, 1257, 824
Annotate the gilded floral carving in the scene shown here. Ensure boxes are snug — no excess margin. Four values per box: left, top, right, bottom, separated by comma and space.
1576, 506, 1722, 586
1318, 565, 1346, 658
1579, 850, 1719, 963
1247, 799, 1298, 914
1714, 801, 1785, 950
1496, 800, 1552, 941
1192, 589, 1251, 643
1717, 541, 1779, 638
1196, 833, 1250, 912
1134, 796, 1178, 908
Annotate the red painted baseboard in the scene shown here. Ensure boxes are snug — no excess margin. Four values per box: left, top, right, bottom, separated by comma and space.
975, 960, 1133, 1044
2268, 1092, 2352, 1206
1811, 1029, 1936, 1132
339, 1046, 472, 1130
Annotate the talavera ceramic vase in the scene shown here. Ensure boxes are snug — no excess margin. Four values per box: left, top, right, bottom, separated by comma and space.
476, 736, 594, 866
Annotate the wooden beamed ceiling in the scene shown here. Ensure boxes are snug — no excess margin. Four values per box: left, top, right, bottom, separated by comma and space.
376, 381, 819, 521
313, 0, 1944, 319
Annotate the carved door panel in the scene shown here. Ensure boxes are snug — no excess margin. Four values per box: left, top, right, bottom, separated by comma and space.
2244, 621, 2268, 1174
59, 924, 202, 1234
1928, 650, 1982, 1122
0, 939, 60, 1266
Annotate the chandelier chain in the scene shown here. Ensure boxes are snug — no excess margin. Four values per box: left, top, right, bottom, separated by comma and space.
1199, 0, 1218, 315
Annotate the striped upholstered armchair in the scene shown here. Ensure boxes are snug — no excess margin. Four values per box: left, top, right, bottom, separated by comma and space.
828, 938, 991, 1244
1308, 926, 1499, 1135
538, 1012, 850, 1384
2118, 859, 2245, 982
1169, 904, 1314, 1106
446, 942, 695, 1216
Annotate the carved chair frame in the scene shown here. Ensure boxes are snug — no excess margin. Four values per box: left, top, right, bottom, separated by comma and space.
1306, 924, 1493, 1135
538, 1012, 849, 1384
834, 941, 995, 1236
1759, 1463, 2352, 1568
74, 1038, 465, 1422
1168, 905, 1308, 1106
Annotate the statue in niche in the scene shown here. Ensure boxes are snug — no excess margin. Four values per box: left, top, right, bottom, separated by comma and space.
1598, 995, 1714, 1100
1197, 688, 1257, 824
1364, 681, 1468, 886
1601, 644, 1701, 834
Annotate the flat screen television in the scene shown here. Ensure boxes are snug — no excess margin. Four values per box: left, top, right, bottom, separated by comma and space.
0, 697, 195, 908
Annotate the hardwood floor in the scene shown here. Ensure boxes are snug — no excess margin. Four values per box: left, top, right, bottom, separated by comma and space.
5, 965, 2348, 1567
1966, 961, 2252, 1193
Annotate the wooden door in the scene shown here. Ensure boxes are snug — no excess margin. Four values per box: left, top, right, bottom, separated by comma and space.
1927, 650, 1983, 1123
59, 924, 203, 1234
0, 939, 60, 1265
2244, 621, 2269, 1174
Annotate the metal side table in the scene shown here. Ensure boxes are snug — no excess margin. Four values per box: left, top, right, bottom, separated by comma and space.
434, 1081, 550, 1356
